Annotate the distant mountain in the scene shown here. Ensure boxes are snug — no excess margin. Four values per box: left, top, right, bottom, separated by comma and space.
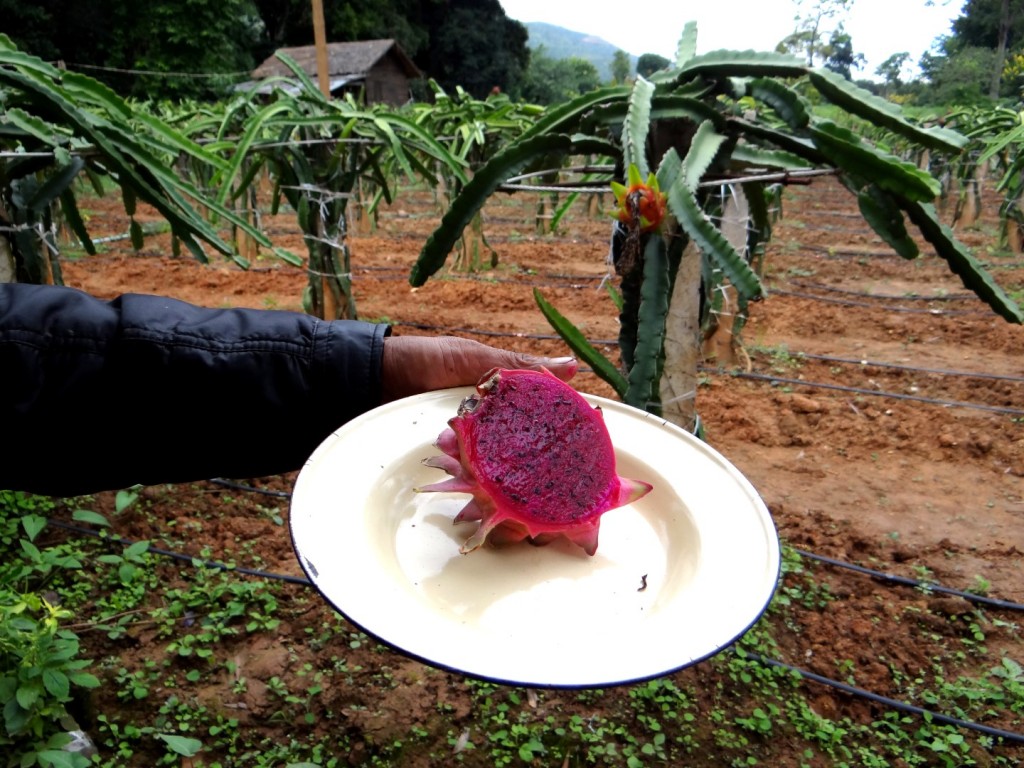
524, 22, 638, 82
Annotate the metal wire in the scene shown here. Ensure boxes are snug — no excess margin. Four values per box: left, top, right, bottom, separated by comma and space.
498, 167, 840, 194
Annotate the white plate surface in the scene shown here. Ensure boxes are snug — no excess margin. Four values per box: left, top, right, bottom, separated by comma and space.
290, 388, 779, 688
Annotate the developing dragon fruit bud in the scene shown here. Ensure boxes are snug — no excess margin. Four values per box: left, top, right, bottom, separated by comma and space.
610, 164, 667, 233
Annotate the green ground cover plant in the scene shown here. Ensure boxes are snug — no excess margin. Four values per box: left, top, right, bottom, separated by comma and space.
2, 484, 1020, 767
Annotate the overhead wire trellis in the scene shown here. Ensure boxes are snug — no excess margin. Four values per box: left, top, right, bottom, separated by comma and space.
497, 166, 840, 194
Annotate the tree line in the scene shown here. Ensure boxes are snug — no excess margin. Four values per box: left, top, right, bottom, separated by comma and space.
2, 0, 1020, 107
871, 0, 1022, 104
0, 0, 533, 101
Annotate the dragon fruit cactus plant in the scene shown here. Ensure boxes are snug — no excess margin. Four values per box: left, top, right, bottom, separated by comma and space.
417, 367, 652, 555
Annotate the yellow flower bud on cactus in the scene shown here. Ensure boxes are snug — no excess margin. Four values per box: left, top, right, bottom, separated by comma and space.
610, 164, 667, 233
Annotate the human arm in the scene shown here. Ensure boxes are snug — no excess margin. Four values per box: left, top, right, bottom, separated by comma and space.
1, 283, 389, 495
1, 284, 576, 496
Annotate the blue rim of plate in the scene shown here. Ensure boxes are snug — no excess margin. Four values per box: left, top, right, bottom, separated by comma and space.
289, 388, 781, 689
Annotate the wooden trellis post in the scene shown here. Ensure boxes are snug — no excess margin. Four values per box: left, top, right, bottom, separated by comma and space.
311, 0, 331, 99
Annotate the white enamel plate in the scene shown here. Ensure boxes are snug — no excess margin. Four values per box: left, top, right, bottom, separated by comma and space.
290, 389, 780, 689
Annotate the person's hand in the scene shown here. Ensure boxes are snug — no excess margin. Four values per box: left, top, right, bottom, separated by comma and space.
380, 335, 578, 402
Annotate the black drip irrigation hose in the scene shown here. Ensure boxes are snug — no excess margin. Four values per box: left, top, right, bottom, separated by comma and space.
788, 352, 1024, 383
793, 548, 1024, 612
769, 288, 987, 316
43, 515, 1024, 746
395, 320, 1024, 388
208, 477, 292, 498
783, 280, 977, 302
329, 271, 605, 290
729, 370, 1024, 416
790, 244, 909, 259
354, 264, 609, 283
180, 481, 1024, 614
740, 650, 1024, 746
43, 518, 312, 586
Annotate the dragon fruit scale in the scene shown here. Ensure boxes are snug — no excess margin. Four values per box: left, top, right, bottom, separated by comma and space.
416, 367, 652, 556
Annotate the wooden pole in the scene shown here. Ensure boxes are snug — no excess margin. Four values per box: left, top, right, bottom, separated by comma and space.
311, 0, 331, 99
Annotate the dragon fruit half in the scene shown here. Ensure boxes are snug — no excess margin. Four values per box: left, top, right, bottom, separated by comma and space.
417, 367, 652, 555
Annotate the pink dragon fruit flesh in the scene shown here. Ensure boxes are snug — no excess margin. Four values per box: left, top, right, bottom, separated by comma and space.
416, 367, 652, 555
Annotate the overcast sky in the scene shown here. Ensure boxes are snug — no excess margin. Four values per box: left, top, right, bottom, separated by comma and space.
498, 0, 964, 79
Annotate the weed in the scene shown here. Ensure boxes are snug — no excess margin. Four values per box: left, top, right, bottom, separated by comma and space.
735, 703, 780, 735
750, 343, 804, 374
786, 265, 816, 279
0, 492, 104, 768
966, 575, 991, 596
774, 547, 835, 611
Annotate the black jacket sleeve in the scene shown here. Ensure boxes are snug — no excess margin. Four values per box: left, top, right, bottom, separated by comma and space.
1, 283, 389, 496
